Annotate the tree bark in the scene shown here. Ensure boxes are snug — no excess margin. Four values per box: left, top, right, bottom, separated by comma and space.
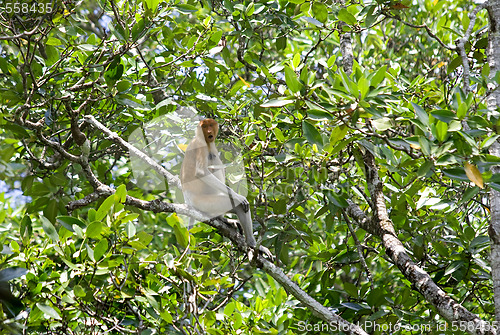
488, 0, 500, 323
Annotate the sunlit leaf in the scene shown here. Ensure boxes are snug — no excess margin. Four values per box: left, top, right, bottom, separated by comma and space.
86, 222, 103, 239
260, 99, 294, 107
312, 2, 328, 23
37, 303, 61, 320
94, 239, 108, 261
338, 8, 357, 25
464, 162, 484, 189
284, 66, 303, 93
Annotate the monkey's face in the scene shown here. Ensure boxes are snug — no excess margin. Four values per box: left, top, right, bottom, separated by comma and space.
200, 119, 219, 143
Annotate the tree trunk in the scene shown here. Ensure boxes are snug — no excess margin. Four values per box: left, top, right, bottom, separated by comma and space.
487, 0, 500, 323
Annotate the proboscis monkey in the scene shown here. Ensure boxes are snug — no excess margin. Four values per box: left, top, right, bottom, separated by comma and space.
180, 119, 272, 259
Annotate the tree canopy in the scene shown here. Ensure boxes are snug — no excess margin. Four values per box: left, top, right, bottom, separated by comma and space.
0, 0, 499, 334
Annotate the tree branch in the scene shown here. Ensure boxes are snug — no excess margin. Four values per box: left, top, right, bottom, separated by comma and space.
346, 150, 494, 335
455, 2, 488, 94
385, 12, 454, 51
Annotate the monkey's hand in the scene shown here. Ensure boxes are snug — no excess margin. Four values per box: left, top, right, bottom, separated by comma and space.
237, 195, 250, 212
228, 189, 250, 212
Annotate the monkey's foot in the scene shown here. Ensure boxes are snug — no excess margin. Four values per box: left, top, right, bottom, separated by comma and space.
258, 245, 274, 261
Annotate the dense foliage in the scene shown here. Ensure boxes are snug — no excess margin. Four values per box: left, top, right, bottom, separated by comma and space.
0, 0, 496, 334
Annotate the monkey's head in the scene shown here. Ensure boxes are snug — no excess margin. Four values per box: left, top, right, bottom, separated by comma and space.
198, 118, 219, 144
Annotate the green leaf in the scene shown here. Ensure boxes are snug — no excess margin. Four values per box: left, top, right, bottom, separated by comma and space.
272, 199, 287, 214
132, 19, 146, 41
245, 1, 255, 16
358, 76, 369, 99
457, 102, 467, 119
330, 126, 348, 145
86, 222, 103, 239
292, 53, 301, 69
302, 121, 323, 147
442, 168, 469, 181
431, 109, 456, 123
0, 123, 29, 137
57, 216, 85, 232
96, 194, 115, 222
364, 5, 377, 27
327, 191, 349, 208
460, 187, 480, 204
74, 285, 86, 298
276, 36, 286, 50
417, 160, 433, 177
482, 135, 500, 149
431, 241, 449, 257
43, 199, 58, 223
312, 2, 328, 23
88, 209, 96, 222
126, 221, 136, 238
447, 56, 462, 74
20, 215, 32, 243
136, 231, 153, 245
160, 309, 173, 322
284, 66, 303, 93
94, 239, 108, 261
86, 244, 95, 262
274, 128, 285, 142
338, 8, 357, 25
105, 57, 124, 81
115, 184, 127, 203
40, 216, 59, 243
260, 99, 294, 107
116, 80, 131, 92
37, 303, 61, 320
115, 95, 146, 109
370, 65, 387, 87
434, 120, 448, 142
77, 44, 97, 51
372, 117, 393, 131
411, 102, 429, 127
173, 224, 188, 248
339, 69, 358, 96
444, 260, 465, 276
224, 301, 235, 316
145, 0, 161, 12
176, 3, 198, 13
46, 37, 62, 46
367, 288, 386, 307
302, 16, 323, 27
307, 109, 335, 121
